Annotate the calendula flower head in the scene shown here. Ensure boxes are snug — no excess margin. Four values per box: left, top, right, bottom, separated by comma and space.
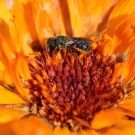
0, 0, 135, 135
23, 34, 127, 131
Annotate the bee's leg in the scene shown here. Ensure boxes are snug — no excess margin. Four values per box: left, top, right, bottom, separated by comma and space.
70, 48, 83, 65
51, 46, 59, 57
65, 47, 69, 58
44, 41, 51, 58
55, 46, 59, 55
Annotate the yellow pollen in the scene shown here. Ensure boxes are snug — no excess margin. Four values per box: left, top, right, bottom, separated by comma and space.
52, 84, 56, 92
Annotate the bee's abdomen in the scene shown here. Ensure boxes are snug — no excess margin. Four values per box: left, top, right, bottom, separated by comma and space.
74, 39, 90, 51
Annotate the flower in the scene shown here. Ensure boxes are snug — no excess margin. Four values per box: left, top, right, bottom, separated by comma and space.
0, 0, 135, 135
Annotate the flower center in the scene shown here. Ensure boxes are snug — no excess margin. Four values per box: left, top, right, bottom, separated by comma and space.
24, 36, 127, 131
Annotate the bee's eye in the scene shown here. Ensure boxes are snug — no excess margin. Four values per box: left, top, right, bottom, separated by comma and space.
46, 38, 58, 54
47, 38, 56, 47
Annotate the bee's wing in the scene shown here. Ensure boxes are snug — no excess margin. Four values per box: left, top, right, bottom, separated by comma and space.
65, 37, 94, 48
72, 37, 94, 45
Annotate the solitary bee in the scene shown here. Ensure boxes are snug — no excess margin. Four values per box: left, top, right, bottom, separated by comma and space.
46, 35, 93, 64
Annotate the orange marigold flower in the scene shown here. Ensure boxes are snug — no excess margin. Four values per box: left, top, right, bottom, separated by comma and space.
0, 0, 135, 135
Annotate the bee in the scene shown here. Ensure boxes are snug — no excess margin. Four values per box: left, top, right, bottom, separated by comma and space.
46, 35, 93, 64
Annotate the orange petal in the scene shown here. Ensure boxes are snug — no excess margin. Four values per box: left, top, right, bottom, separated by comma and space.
15, 54, 31, 80
0, 0, 12, 23
67, 0, 119, 36
13, 1, 38, 41
53, 125, 100, 135
58, 0, 72, 36
30, 0, 54, 41
0, 105, 27, 124
125, 49, 135, 82
0, 19, 17, 55
119, 99, 135, 117
53, 126, 71, 135
110, 48, 135, 83
97, 34, 115, 55
107, 13, 135, 54
0, 35, 31, 100
111, 63, 129, 83
103, 120, 135, 135
8, 1, 37, 53
108, 0, 135, 28
0, 116, 53, 135
0, 61, 12, 85
91, 108, 124, 130
129, 81, 135, 97
30, 0, 66, 42
0, 85, 27, 104
79, 129, 100, 135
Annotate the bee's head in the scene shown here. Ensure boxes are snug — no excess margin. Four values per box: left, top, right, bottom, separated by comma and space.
46, 37, 57, 54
